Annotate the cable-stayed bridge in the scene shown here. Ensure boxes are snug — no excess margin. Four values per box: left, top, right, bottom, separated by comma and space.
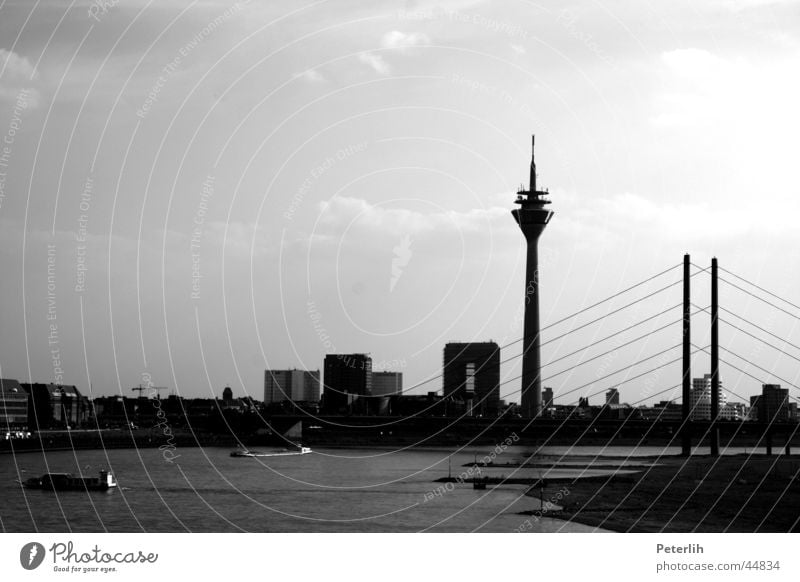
270, 255, 800, 456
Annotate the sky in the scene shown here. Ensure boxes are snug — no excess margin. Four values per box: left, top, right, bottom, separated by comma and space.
1, 0, 800, 408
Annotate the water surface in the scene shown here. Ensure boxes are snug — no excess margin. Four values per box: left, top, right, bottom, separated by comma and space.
1, 445, 619, 532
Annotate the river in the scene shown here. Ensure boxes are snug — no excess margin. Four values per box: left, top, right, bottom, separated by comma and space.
5, 443, 761, 532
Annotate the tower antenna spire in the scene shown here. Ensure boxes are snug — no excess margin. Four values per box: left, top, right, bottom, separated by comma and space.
529, 134, 536, 192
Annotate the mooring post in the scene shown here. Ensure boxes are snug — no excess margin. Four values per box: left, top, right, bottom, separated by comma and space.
710, 257, 720, 457
682, 254, 692, 456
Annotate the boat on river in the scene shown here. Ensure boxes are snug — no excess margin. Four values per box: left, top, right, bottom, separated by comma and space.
21, 470, 117, 491
231, 446, 312, 458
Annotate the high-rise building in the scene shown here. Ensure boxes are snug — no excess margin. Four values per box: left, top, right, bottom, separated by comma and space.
512, 136, 554, 418
606, 388, 620, 406
322, 354, 372, 413
264, 370, 290, 405
443, 342, 500, 416
372, 372, 402, 397
264, 370, 321, 405
690, 374, 727, 420
749, 395, 761, 421
542, 387, 554, 409
0, 378, 29, 429
758, 384, 790, 423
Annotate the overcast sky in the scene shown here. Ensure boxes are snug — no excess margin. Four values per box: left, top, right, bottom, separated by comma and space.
1, 0, 800, 408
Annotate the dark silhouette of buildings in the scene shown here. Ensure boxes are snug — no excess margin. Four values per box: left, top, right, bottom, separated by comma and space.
606, 388, 620, 406
222, 386, 233, 402
372, 371, 402, 396
322, 354, 372, 413
88, 392, 259, 431
91, 395, 136, 427
443, 342, 500, 416
638, 401, 683, 421
512, 136, 553, 417
753, 384, 790, 423
386, 392, 445, 416
542, 386, 554, 409
21, 383, 89, 430
0, 378, 29, 429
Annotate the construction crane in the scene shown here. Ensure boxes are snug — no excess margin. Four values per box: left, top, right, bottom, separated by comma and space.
131, 385, 168, 398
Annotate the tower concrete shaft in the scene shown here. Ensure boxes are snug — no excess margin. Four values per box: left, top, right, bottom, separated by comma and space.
512, 136, 553, 418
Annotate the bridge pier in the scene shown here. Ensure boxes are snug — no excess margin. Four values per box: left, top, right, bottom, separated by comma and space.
766, 431, 773, 456
710, 258, 720, 457
786, 442, 791, 456
681, 254, 692, 457
680, 426, 692, 457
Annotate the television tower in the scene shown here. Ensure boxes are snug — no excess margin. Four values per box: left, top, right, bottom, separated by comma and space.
512, 135, 553, 418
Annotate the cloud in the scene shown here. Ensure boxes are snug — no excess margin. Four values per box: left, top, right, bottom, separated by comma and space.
355, 30, 430, 77
661, 48, 725, 78
648, 46, 800, 205
357, 52, 391, 75
651, 48, 800, 131
293, 69, 325, 83
381, 30, 430, 52
0, 49, 40, 106
710, 0, 798, 10
201, 220, 276, 258
0, 49, 37, 80
316, 195, 508, 237
581, 191, 800, 241
510, 44, 526, 55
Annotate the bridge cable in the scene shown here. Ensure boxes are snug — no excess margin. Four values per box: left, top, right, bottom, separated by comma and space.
691, 303, 800, 365
719, 266, 800, 314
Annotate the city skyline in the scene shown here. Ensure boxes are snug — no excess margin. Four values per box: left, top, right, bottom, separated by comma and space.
2, 0, 800, 412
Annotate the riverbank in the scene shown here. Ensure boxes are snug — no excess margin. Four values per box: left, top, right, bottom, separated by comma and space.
0, 429, 243, 454
522, 454, 800, 532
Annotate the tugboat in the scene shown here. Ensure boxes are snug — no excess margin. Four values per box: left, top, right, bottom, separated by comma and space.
21, 469, 117, 491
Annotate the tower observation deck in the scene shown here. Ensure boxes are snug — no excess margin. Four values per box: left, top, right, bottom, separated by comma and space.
512, 135, 554, 418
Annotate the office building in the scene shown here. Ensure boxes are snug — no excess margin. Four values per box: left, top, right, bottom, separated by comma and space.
758, 384, 790, 423
443, 342, 500, 416
322, 354, 372, 413
690, 374, 727, 420
0, 378, 29, 429
542, 387, 554, 409
21, 383, 88, 429
264, 370, 321, 405
749, 395, 761, 421
721, 402, 746, 421
372, 371, 402, 397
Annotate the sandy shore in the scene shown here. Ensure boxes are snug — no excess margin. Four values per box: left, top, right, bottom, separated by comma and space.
521, 454, 800, 532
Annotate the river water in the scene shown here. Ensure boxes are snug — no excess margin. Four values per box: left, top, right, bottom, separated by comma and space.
2, 444, 752, 532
